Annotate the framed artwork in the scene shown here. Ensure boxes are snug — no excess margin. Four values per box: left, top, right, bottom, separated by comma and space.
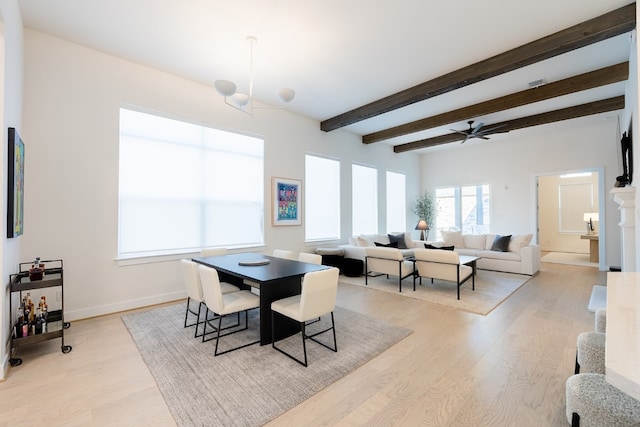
7, 127, 24, 238
272, 177, 301, 226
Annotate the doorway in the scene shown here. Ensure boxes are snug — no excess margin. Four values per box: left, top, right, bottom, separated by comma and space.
535, 167, 605, 270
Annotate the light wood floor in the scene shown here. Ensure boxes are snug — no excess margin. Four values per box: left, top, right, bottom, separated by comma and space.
0, 262, 605, 426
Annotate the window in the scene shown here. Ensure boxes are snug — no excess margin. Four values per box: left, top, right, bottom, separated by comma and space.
386, 171, 406, 232
118, 108, 264, 258
305, 155, 340, 241
435, 185, 490, 237
352, 164, 378, 235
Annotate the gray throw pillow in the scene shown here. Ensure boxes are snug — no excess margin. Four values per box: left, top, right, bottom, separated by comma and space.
491, 235, 512, 252
388, 233, 408, 249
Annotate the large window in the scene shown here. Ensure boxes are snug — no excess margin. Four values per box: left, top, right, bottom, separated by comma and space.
352, 164, 378, 235
435, 185, 490, 237
386, 171, 406, 232
305, 155, 340, 241
118, 108, 264, 258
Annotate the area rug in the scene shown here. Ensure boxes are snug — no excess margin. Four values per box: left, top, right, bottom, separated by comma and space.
541, 251, 598, 268
122, 303, 411, 427
339, 270, 532, 315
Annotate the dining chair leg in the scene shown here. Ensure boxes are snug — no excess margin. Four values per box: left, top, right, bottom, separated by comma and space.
183, 297, 191, 328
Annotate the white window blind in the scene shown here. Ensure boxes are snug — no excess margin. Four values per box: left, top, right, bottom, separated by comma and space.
352, 164, 378, 236
118, 108, 264, 257
386, 171, 406, 232
305, 155, 340, 241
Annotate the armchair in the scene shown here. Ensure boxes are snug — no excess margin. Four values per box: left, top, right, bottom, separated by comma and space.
413, 248, 474, 300
364, 247, 414, 292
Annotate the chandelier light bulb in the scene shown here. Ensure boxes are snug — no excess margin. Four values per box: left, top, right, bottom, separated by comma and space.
278, 88, 295, 103
214, 80, 236, 97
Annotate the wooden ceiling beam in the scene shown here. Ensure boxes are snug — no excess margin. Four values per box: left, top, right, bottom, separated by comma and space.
364, 62, 628, 144
393, 96, 625, 153
320, 3, 635, 132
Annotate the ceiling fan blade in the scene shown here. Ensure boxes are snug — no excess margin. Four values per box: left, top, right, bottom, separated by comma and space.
450, 129, 470, 136
471, 122, 485, 134
481, 123, 508, 133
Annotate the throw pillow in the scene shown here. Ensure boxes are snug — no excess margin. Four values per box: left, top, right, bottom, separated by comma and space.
375, 241, 399, 248
425, 243, 455, 251
441, 230, 464, 248
508, 234, 533, 252
491, 234, 512, 252
356, 235, 373, 247
463, 234, 486, 250
388, 233, 408, 249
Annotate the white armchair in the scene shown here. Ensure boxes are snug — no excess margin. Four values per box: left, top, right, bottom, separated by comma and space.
364, 247, 414, 292
413, 248, 474, 300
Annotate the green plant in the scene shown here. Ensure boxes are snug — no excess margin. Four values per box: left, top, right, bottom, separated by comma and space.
412, 191, 435, 228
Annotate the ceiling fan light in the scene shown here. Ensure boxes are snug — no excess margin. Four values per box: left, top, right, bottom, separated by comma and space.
214, 80, 236, 97
278, 88, 295, 103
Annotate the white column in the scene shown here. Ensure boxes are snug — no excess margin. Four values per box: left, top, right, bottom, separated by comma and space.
610, 187, 636, 271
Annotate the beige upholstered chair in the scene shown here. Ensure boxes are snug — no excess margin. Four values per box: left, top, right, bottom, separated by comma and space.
198, 265, 260, 355
298, 252, 322, 265
180, 259, 240, 338
574, 331, 605, 374
364, 247, 414, 292
595, 308, 606, 333
271, 267, 340, 367
566, 373, 640, 426
273, 249, 296, 260
413, 248, 474, 300
201, 247, 228, 257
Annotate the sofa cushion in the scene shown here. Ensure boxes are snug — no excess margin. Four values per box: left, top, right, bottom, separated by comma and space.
388, 233, 408, 249
477, 249, 521, 261
485, 234, 496, 250
490, 235, 512, 252
509, 234, 533, 252
441, 230, 464, 248
463, 234, 486, 250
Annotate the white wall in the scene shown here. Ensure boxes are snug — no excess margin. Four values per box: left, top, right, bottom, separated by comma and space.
0, 0, 23, 380
20, 30, 420, 322
419, 116, 622, 269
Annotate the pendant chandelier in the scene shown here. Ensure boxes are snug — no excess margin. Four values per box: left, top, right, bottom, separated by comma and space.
214, 36, 295, 115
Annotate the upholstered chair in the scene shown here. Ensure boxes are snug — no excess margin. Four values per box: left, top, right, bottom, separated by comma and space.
201, 247, 228, 257
364, 246, 414, 292
566, 373, 640, 426
298, 252, 322, 265
180, 259, 240, 338
271, 267, 340, 367
595, 308, 606, 333
273, 249, 296, 260
198, 265, 260, 355
413, 248, 474, 300
574, 331, 605, 374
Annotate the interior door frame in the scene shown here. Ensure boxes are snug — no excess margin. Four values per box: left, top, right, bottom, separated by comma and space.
532, 166, 606, 271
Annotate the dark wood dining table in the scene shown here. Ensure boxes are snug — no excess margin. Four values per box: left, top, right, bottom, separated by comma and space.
192, 252, 329, 345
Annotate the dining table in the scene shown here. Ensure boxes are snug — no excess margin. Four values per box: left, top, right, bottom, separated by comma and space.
193, 252, 329, 345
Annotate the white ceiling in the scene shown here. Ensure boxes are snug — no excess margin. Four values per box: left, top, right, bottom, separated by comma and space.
18, 0, 635, 153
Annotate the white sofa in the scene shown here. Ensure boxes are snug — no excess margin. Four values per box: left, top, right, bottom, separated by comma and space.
432, 231, 540, 275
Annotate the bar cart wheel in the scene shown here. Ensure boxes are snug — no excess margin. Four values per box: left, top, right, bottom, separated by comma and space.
61, 345, 72, 354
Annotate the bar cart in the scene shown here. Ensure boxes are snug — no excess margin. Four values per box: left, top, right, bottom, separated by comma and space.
9, 259, 71, 366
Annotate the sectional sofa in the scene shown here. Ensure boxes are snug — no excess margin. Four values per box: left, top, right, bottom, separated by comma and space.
338, 230, 540, 276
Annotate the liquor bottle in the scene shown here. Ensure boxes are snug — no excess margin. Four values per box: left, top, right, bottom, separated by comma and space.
35, 308, 42, 334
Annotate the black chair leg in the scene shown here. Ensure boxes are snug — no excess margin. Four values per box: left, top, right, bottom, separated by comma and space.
571, 412, 580, 427
574, 353, 580, 374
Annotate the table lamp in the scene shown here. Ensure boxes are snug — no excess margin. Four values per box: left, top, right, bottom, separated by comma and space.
583, 212, 599, 234
415, 219, 429, 240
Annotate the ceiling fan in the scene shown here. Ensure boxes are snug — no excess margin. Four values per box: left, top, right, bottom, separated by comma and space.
451, 120, 507, 143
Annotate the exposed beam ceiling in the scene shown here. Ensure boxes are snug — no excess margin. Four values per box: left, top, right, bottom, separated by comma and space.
393, 96, 625, 152
320, 2, 635, 133
363, 62, 629, 144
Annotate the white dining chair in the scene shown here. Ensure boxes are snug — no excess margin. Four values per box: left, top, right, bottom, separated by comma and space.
181, 259, 241, 338
273, 249, 296, 260
198, 265, 260, 356
201, 247, 228, 257
298, 252, 322, 265
271, 267, 339, 366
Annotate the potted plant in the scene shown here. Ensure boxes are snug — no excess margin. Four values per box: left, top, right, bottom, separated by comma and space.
412, 191, 435, 240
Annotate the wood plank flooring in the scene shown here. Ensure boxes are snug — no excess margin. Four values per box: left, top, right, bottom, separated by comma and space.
0, 262, 604, 426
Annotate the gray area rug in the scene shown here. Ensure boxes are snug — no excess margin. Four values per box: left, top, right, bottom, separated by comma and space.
339, 269, 532, 315
122, 303, 411, 426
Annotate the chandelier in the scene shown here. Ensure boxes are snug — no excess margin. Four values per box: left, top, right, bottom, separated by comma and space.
214, 36, 295, 115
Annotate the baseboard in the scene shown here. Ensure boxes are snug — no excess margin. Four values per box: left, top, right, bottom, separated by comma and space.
64, 290, 186, 322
